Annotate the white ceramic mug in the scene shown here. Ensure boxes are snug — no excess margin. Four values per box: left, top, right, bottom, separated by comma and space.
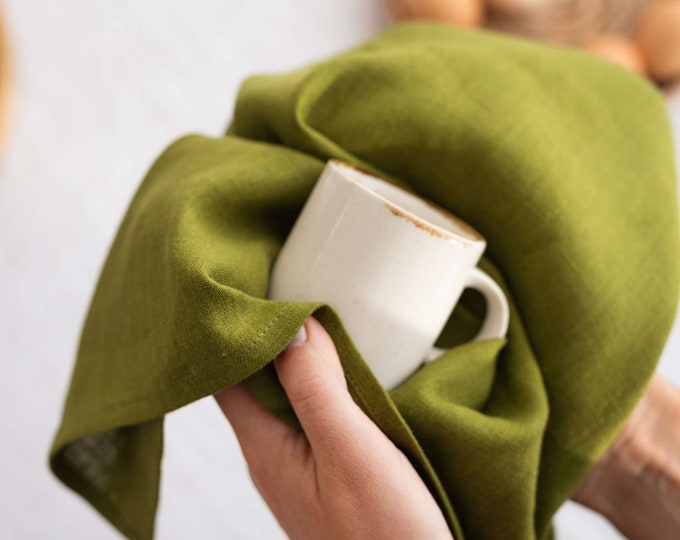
268, 160, 509, 390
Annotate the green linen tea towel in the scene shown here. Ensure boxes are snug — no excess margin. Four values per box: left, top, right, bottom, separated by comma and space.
50, 23, 679, 540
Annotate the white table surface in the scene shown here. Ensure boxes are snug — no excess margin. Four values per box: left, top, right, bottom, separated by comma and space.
1, 2, 678, 538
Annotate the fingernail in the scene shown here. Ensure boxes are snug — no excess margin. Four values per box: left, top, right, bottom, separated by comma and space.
284, 322, 308, 351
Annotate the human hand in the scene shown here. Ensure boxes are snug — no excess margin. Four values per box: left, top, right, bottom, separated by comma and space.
573, 374, 680, 539
214, 317, 453, 540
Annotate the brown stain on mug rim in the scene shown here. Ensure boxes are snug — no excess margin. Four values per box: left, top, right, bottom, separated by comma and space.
420, 198, 484, 242
328, 160, 483, 243
385, 203, 446, 237
383, 201, 482, 244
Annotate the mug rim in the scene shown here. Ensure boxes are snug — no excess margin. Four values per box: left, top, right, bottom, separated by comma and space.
328, 159, 485, 245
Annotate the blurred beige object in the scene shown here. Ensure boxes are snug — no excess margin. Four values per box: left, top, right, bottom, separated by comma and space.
0, 8, 10, 149
584, 34, 646, 75
636, 1, 680, 84
485, 0, 656, 45
666, 80, 680, 102
385, 0, 484, 27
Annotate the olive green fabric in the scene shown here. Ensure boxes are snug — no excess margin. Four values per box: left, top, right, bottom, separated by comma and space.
50, 23, 679, 540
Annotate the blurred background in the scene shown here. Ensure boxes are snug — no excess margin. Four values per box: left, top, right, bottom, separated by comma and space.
0, 1, 678, 538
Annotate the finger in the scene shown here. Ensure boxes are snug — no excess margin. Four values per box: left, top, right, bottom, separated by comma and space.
214, 382, 295, 477
273, 317, 371, 458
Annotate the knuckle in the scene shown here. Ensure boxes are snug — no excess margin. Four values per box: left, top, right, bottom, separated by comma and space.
278, 430, 311, 467
286, 367, 329, 412
242, 447, 270, 486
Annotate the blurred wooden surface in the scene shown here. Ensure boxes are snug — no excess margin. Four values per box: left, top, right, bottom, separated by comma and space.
0, 8, 10, 147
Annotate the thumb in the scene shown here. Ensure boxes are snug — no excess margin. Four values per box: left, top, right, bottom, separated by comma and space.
274, 317, 370, 457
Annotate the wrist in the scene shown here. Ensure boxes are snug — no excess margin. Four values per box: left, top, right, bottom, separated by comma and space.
573, 375, 680, 539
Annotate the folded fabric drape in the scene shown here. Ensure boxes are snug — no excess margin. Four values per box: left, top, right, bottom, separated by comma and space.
50, 23, 679, 540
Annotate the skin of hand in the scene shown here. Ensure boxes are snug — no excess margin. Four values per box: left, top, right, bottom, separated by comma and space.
214, 317, 453, 540
573, 373, 680, 539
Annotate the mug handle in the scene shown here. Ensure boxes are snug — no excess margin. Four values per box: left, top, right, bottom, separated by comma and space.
425, 267, 510, 363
